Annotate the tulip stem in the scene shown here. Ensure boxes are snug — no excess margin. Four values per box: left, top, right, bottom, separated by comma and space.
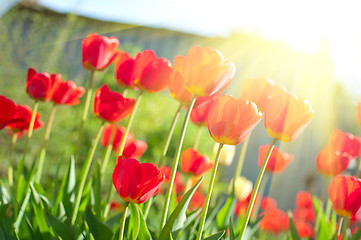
325, 198, 332, 220
252, 172, 269, 222
239, 138, 277, 239
35, 104, 57, 183
8, 133, 17, 188
101, 126, 116, 176
75, 70, 95, 158
233, 135, 250, 192
160, 95, 196, 230
117, 91, 143, 157
341, 217, 349, 240
356, 156, 361, 177
193, 126, 202, 150
336, 217, 344, 240
119, 202, 129, 240
158, 102, 183, 166
196, 143, 224, 240
17, 100, 39, 180
71, 121, 105, 224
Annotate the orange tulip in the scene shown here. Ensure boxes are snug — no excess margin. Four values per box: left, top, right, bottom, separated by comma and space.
316, 147, 351, 177
183, 46, 235, 97
258, 145, 293, 173
328, 175, 361, 217
358, 97, 361, 125
180, 148, 213, 176
240, 78, 284, 112
169, 55, 193, 105
207, 95, 262, 145
328, 129, 361, 159
263, 90, 314, 142
259, 208, 289, 235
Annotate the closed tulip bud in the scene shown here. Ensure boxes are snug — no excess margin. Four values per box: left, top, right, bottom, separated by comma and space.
213, 143, 236, 166
26, 68, 61, 101
183, 46, 235, 96
316, 147, 351, 177
229, 176, 253, 200
264, 90, 314, 142
328, 129, 361, 159
258, 145, 293, 173
82, 33, 120, 71
207, 95, 262, 145
112, 156, 164, 204
328, 175, 361, 217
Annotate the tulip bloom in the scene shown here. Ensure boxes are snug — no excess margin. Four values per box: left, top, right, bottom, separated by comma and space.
183, 46, 236, 97
328, 175, 361, 217
240, 77, 283, 112
190, 94, 218, 126
295, 191, 313, 209
259, 208, 289, 235
294, 220, 314, 238
213, 143, 236, 166
260, 197, 277, 212
328, 129, 361, 159
7, 104, 44, 137
293, 207, 316, 223
112, 156, 164, 204
93, 84, 135, 123
169, 55, 193, 105
207, 95, 262, 145
26, 68, 61, 101
180, 148, 213, 176
0, 95, 17, 130
114, 51, 135, 88
263, 90, 314, 142
258, 145, 293, 173
52, 80, 85, 105
229, 176, 253, 200
316, 147, 351, 176
189, 191, 206, 211
82, 33, 120, 71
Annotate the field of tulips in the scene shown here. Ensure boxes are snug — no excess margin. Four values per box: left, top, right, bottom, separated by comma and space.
0, 32, 361, 240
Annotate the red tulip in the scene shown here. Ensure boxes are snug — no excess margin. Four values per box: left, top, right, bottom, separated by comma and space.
51, 80, 85, 105
26, 68, 61, 101
190, 94, 218, 126
114, 51, 136, 88
0, 95, 17, 130
189, 191, 206, 211
260, 197, 277, 212
183, 46, 236, 96
112, 156, 164, 204
207, 95, 262, 145
295, 192, 313, 209
259, 208, 289, 235
240, 77, 284, 112
169, 55, 193, 105
180, 148, 213, 176
328, 175, 361, 217
82, 33, 119, 71
263, 90, 314, 142
293, 207, 315, 223
258, 145, 293, 173
328, 129, 361, 159
93, 84, 135, 123
159, 166, 184, 195
294, 220, 314, 238
7, 104, 43, 137
316, 147, 351, 177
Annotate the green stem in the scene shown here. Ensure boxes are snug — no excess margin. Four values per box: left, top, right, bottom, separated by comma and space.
75, 71, 95, 158
196, 143, 224, 240
18, 100, 39, 179
119, 202, 129, 240
193, 126, 202, 150
158, 102, 183, 166
122, 88, 128, 98
341, 217, 349, 240
233, 135, 250, 192
143, 197, 153, 220
336, 217, 344, 240
71, 121, 105, 224
356, 156, 361, 177
8, 133, 17, 188
35, 104, 57, 183
160, 95, 196, 230
252, 172, 269, 222
101, 126, 116, 176
117, 91, 143, 157
325, 198, 332, 221
239, 138, 277, 239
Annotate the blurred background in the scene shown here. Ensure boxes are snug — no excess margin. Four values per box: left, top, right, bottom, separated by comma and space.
1, 0, 361, 210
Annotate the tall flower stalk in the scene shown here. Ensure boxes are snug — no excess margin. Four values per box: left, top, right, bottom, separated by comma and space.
8, 133, 17, 188
239, 138, 277, 239
160, 95, 196, 229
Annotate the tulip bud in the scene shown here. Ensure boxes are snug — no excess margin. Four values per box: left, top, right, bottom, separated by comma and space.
229, 176, 253, 200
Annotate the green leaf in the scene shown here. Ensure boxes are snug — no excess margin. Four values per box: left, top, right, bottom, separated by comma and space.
127, 203, 140, 240
16, 175, 27, 203
351, 223, 361, 240
216, 195, 236, 229
137, 204, 152, 240
229, 218, 235, 240
85, 208, 113, 240
45, 211, 75, 240
92, 165, 102, 218
202, 230, 225, 240
205, 200, 224, 230
288, 211, 301, 240
159, 177, 203, 240
313, 197, 331, 240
